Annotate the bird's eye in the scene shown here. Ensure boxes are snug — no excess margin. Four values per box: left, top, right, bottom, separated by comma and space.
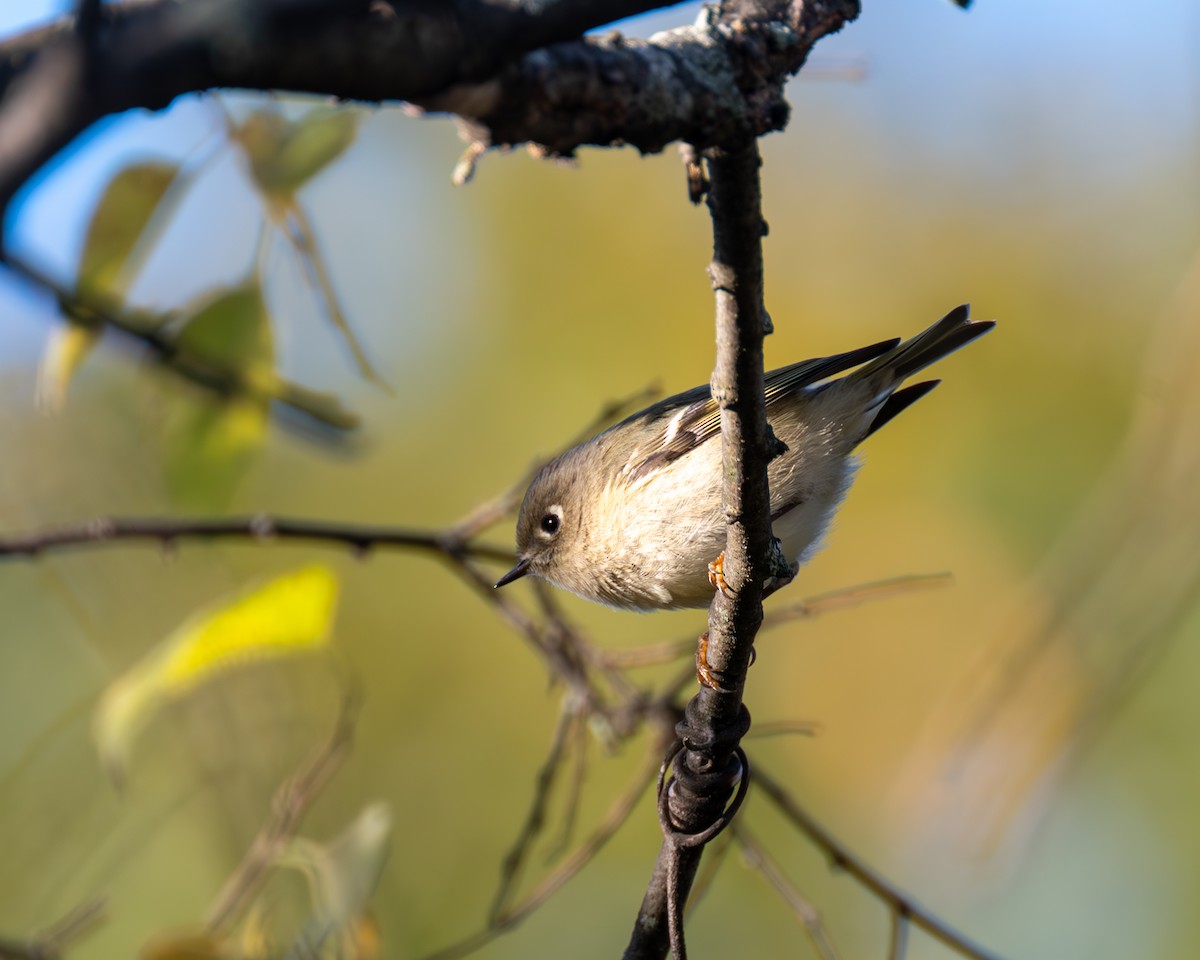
540, 513, 560, 535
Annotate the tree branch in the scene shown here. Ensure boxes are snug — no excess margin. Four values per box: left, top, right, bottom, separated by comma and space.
2, 251, 361, 430
0, 513, 512, 565
0, 0, 859, 222
623, 138, 773, 959
0, 0, 677, 219
440, 0, 860, 157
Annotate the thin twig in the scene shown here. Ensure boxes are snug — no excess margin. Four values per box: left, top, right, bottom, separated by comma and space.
765, 573, 953, 624
547, 701, 591, 860
0, 514, 512, 564
889, 910, 910, 960
533, 578, 643, 714
680, 828, 734, 915
735, 826, 841, 960
744, 720, 820, 740
598, 573, 952, 670
0, 382, 663, 572
0, 897, 106, 960
418, 742, 665, 960
489, 702, 579, 922
205, 691, 361, 932
1, 251, 360, 429
754, 765, 1004, 960
285, 201, 390, 392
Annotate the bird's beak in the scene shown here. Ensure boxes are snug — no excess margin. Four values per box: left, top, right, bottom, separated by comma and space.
494, 556, 532, 589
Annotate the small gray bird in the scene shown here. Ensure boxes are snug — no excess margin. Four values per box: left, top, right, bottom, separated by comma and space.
496, 305, 993, 611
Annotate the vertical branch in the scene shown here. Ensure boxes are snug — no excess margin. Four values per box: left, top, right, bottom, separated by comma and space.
623, 140, 772, 959
701, 141, 773, 686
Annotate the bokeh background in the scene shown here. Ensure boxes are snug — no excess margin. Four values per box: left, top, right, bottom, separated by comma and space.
2, 1, 1199, 958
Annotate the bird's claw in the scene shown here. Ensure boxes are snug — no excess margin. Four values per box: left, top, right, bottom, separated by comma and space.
708, 541, 797, 601
707, 551, 735, 598
696, 631, 755, 691
696, 632, 727, 690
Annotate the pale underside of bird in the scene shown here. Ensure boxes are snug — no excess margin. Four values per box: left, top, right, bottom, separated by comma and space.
497, 305, 994, 611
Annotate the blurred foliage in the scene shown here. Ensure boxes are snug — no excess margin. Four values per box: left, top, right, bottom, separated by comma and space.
225, 104, 382, 389
94, 564, 339, 784
160, 283, 273, 509
229, 107, 359, 209
1, 6, 1199, 960
34, 104, 368, 431
75, 161, 182, 303
37, 160, 182, 410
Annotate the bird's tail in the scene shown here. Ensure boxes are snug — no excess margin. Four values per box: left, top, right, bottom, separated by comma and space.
855, 304, 994, 384
851, 304, 995, 440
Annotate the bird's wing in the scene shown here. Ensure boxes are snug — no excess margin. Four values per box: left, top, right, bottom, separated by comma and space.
623, 338, 899, 481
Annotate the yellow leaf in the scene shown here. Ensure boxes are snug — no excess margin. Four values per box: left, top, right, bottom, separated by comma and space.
35, 318, 102, 411
173, 283, 272, 377
94, 566, 339, 784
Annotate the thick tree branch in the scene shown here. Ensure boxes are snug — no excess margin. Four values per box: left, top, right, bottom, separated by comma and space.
0, 0, 681, 218
0, 0, 859, 222
441, 0, 860, 156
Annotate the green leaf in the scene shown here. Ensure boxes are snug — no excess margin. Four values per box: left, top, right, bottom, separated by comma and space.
174, 283, 273, 378
163, 283, 273, 508
77, 161, 180, 300
41, 161, 180, 406
233, 106, 360, 201
93, 565, 340, 784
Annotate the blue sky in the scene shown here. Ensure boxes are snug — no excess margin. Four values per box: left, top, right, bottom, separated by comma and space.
1, 0, 59, 34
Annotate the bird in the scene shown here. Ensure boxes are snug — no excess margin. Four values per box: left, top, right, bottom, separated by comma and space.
495, 304, 993, 611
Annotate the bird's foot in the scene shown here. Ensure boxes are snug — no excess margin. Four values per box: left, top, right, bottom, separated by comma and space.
696, 631, 756, 691
707, 551, 735, 599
